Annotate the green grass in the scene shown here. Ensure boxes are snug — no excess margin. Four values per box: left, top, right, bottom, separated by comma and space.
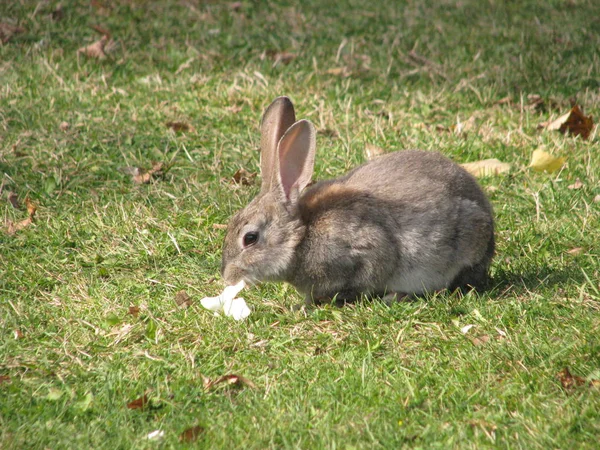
1, 0, 599, 448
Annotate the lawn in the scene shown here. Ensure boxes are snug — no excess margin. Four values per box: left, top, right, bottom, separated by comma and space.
1, 0, 599, 448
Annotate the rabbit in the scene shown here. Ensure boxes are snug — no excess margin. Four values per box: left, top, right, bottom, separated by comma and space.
221, 96, 494, 304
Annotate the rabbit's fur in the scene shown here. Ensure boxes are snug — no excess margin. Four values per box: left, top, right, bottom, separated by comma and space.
221, 97, 494, 303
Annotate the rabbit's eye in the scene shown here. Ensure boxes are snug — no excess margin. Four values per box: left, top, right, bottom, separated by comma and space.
243, 231, 259, 248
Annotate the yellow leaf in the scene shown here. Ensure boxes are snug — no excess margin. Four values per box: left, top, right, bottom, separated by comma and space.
529, 149, 565, 173
461, 159, 511, 177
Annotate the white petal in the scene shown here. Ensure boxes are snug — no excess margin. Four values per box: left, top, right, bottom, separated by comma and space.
223, 297, 251, 321
200, 295, 224, 312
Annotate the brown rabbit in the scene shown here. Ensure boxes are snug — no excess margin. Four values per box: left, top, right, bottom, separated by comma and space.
221, 97, 494, 303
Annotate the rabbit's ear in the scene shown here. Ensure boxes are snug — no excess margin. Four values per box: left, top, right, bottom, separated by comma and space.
276, 119, 316, 202
260, 97, 296, 193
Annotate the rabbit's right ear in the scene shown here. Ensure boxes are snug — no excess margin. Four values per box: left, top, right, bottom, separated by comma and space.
276, 119, 316, 203
260, 97, 296, 193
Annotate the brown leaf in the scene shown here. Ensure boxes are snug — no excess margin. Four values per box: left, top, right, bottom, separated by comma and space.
203, 374, 256, 390
59, 121, 70, 131
0, 375, 10, 384
325, 67, 350, 77
6, 197, 36, 235
567, 179, 583, 190
128, 306, 140, 317
13, 330, 24, 339
179, 425, 205, 443
232, 168, 257, 186
212, 224, 228, 230
166, 121, 194, 133
90, 24, 111, 38
558, 367, 586, 389
541, 105, 594, 139
175, 290, 192, 308
7, 192, 20, 209
77, 35, 110, 60
122, 162, 164, 184
127, 394, 149, 410
364, 143, 385, 160
566, 247, 584, 256
51, 5, 65, 21
0, 23, 25, 44
470, 335, 490, 346
495, 96, 512, 106
264, 50, 296, 65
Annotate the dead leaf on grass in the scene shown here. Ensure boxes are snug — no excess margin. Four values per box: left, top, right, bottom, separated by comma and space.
13, 330, 24, 339
364, 143, 385, 160
127, 393, 149, 410
0, 23, 25, 44
495, 96, 512, 106
77, 35, 110, 60
212, 223, 228, 230
470, 335, 490, 346
59, 121, 70, 131
7, 192, 20, 209
175, 58, 194, 75
128, 306, 140, 317
263, 50, 296, 66
166, 121, 195, 133
529, 149, 565, 173
122, 162, 164, 184
51, 5, 65, 21
558, 367, 586, 390
232, 168, 257, 186
594, 195, 600, 203
175, 290, 192, 308
0, 375, 10, 384
540, 105, 594, 140
325, 67, 351, 77
203, 374, 256, 390
179, 425, 205, 443
567, 178, 583, 190
566, 247, 584, 256
461, 159, 511, 177
6, 197, 36, 235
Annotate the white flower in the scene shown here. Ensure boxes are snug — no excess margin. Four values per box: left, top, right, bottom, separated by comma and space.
200, 280, 250, 320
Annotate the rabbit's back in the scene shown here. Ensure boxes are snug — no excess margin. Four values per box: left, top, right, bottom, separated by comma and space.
292, 150, 494, 298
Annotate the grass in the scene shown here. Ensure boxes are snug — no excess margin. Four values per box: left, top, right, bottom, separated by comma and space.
1, 0, 599, 448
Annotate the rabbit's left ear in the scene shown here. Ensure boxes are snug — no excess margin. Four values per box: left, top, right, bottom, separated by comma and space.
276, 119, 316, 202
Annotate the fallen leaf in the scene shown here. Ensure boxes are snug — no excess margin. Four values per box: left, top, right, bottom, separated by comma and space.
166, 121, 194, 133
566, 247, 584, 256
558, 367, 586, 389
212, 224, 228, 230
59, 121, 70, 131
470, 335, 490, 346
77, 35, 110, 60
540, 105, 594, 140
0, 375, 10, 384
326, 67, 350, 77
122, 162, 164, 184
452, 115, 477, 135
128, 306, 140, 317
203, 374, 256, 391
495, 96, 512, 105
51, 5, 65, 21
6, 197, 36, 235
567, 178, 583, 190
232, 168, 257, 186
364, 143, 385, 160
127, 394, 149, 410
175, 290, 192, 308
461, 159, 511, 177
7, 192, 20, 209
529, 149, 565, 173
0, 23, 25, 44
175, 58, 194, 75
264, 50, 296, 65
13, 330, 24, 339
179, 426, 205, 443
